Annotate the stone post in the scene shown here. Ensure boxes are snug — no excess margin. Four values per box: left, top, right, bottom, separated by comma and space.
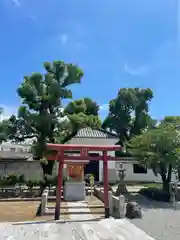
119, 194, 125, 218
108, 191, 113, 216
41, 193, 47, 215
45, 186, 49, 196
41, 187, 49, 216
170, 182, 177, 209
115, 163, 127, 196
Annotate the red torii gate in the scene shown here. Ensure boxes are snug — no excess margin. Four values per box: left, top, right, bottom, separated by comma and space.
47, 143, 121, 220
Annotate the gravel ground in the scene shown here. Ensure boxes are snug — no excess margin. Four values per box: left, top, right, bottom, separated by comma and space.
128, 195, 180, 240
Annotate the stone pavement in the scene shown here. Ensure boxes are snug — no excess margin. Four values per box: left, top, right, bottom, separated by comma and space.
66, 201, 95, 221
1, 218, 155, 239
124, 192, 180, 240
131, 207, 180, 240
46, 200, 104, 221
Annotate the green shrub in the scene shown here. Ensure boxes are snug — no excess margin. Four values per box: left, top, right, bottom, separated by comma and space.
38, 179, 46, 186
18, 174, 25, 184
139, 187, 170, 202
4, 173, 22, 186
26, 180, 39, 189
44, 174, 68, 187
6, 173, 18, 186
0, 173, 26, 186
44, 174, 57, 187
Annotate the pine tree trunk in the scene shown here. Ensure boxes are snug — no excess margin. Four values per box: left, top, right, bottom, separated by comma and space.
162, 180, 170, 193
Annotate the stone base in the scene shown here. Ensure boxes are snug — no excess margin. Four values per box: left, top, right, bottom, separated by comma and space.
64, 181, 85, 201
115, 183, 128, 196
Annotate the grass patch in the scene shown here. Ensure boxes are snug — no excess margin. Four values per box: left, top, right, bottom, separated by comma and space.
111, 182, 162, 188
143, 183, 162, 189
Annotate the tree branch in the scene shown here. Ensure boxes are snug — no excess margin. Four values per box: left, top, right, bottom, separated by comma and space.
13, 134, 37, 142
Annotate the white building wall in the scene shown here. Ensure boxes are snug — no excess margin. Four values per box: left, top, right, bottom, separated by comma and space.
99, 150, 116, 183
0, 159, 177, 183
122, 162, 162, 182
100, 161, 177, 183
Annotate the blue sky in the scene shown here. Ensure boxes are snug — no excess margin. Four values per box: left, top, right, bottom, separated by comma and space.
0, 0, 179, 120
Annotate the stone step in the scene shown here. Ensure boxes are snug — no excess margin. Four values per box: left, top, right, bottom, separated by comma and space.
45, 210, 103, 215
47, 205, 103, 209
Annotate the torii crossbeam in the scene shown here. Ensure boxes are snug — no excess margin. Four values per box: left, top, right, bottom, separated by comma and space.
47, 143, 121, 220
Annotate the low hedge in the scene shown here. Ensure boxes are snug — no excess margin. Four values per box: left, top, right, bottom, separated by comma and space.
0, 173, 67, 188
139, 187, 170, 202
0, 173, 26, 187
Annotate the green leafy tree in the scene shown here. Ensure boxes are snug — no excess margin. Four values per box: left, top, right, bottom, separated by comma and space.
162, 116, 180, 180
7, 61, 83, 176
163, 116, 180, 128
0, 108, 11, 143
65, 97, 99, 116
102, 88, 154, 145
62, 98, 101, 140
128, 123, 180, 192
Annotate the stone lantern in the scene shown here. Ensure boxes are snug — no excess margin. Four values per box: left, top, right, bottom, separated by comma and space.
115, 162, 127, 196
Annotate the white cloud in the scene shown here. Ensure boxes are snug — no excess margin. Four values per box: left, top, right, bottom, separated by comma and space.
11, 0, 21, 7
60, 34, 68, 45
124, 62, 150, 76
0, 105, 18, 121
99, 104, 109, 111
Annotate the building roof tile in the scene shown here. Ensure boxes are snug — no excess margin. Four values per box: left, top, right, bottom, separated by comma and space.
74, 127, 118, 139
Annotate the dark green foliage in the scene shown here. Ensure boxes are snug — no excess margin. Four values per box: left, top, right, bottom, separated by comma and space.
44, 174, 57, 187
7, 61, 83, 177
139, 187, 170, 202
65, 97, 99, 116
26, 180, 36, 189
0, 173, 25, 186
102, 88, 154, 145
0, 108, 11, 143
60, 97, 101, 143
161, 116, 180, 181
128, 123, 180, 192
163, 116, 180, 127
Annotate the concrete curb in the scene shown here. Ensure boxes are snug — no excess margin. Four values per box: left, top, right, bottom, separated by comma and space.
0, 196, 56, 202
0, 197, 42, 202
12, 218, 105, 225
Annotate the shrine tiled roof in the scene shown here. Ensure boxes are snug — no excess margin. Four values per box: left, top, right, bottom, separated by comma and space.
73, 127, 118, 139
